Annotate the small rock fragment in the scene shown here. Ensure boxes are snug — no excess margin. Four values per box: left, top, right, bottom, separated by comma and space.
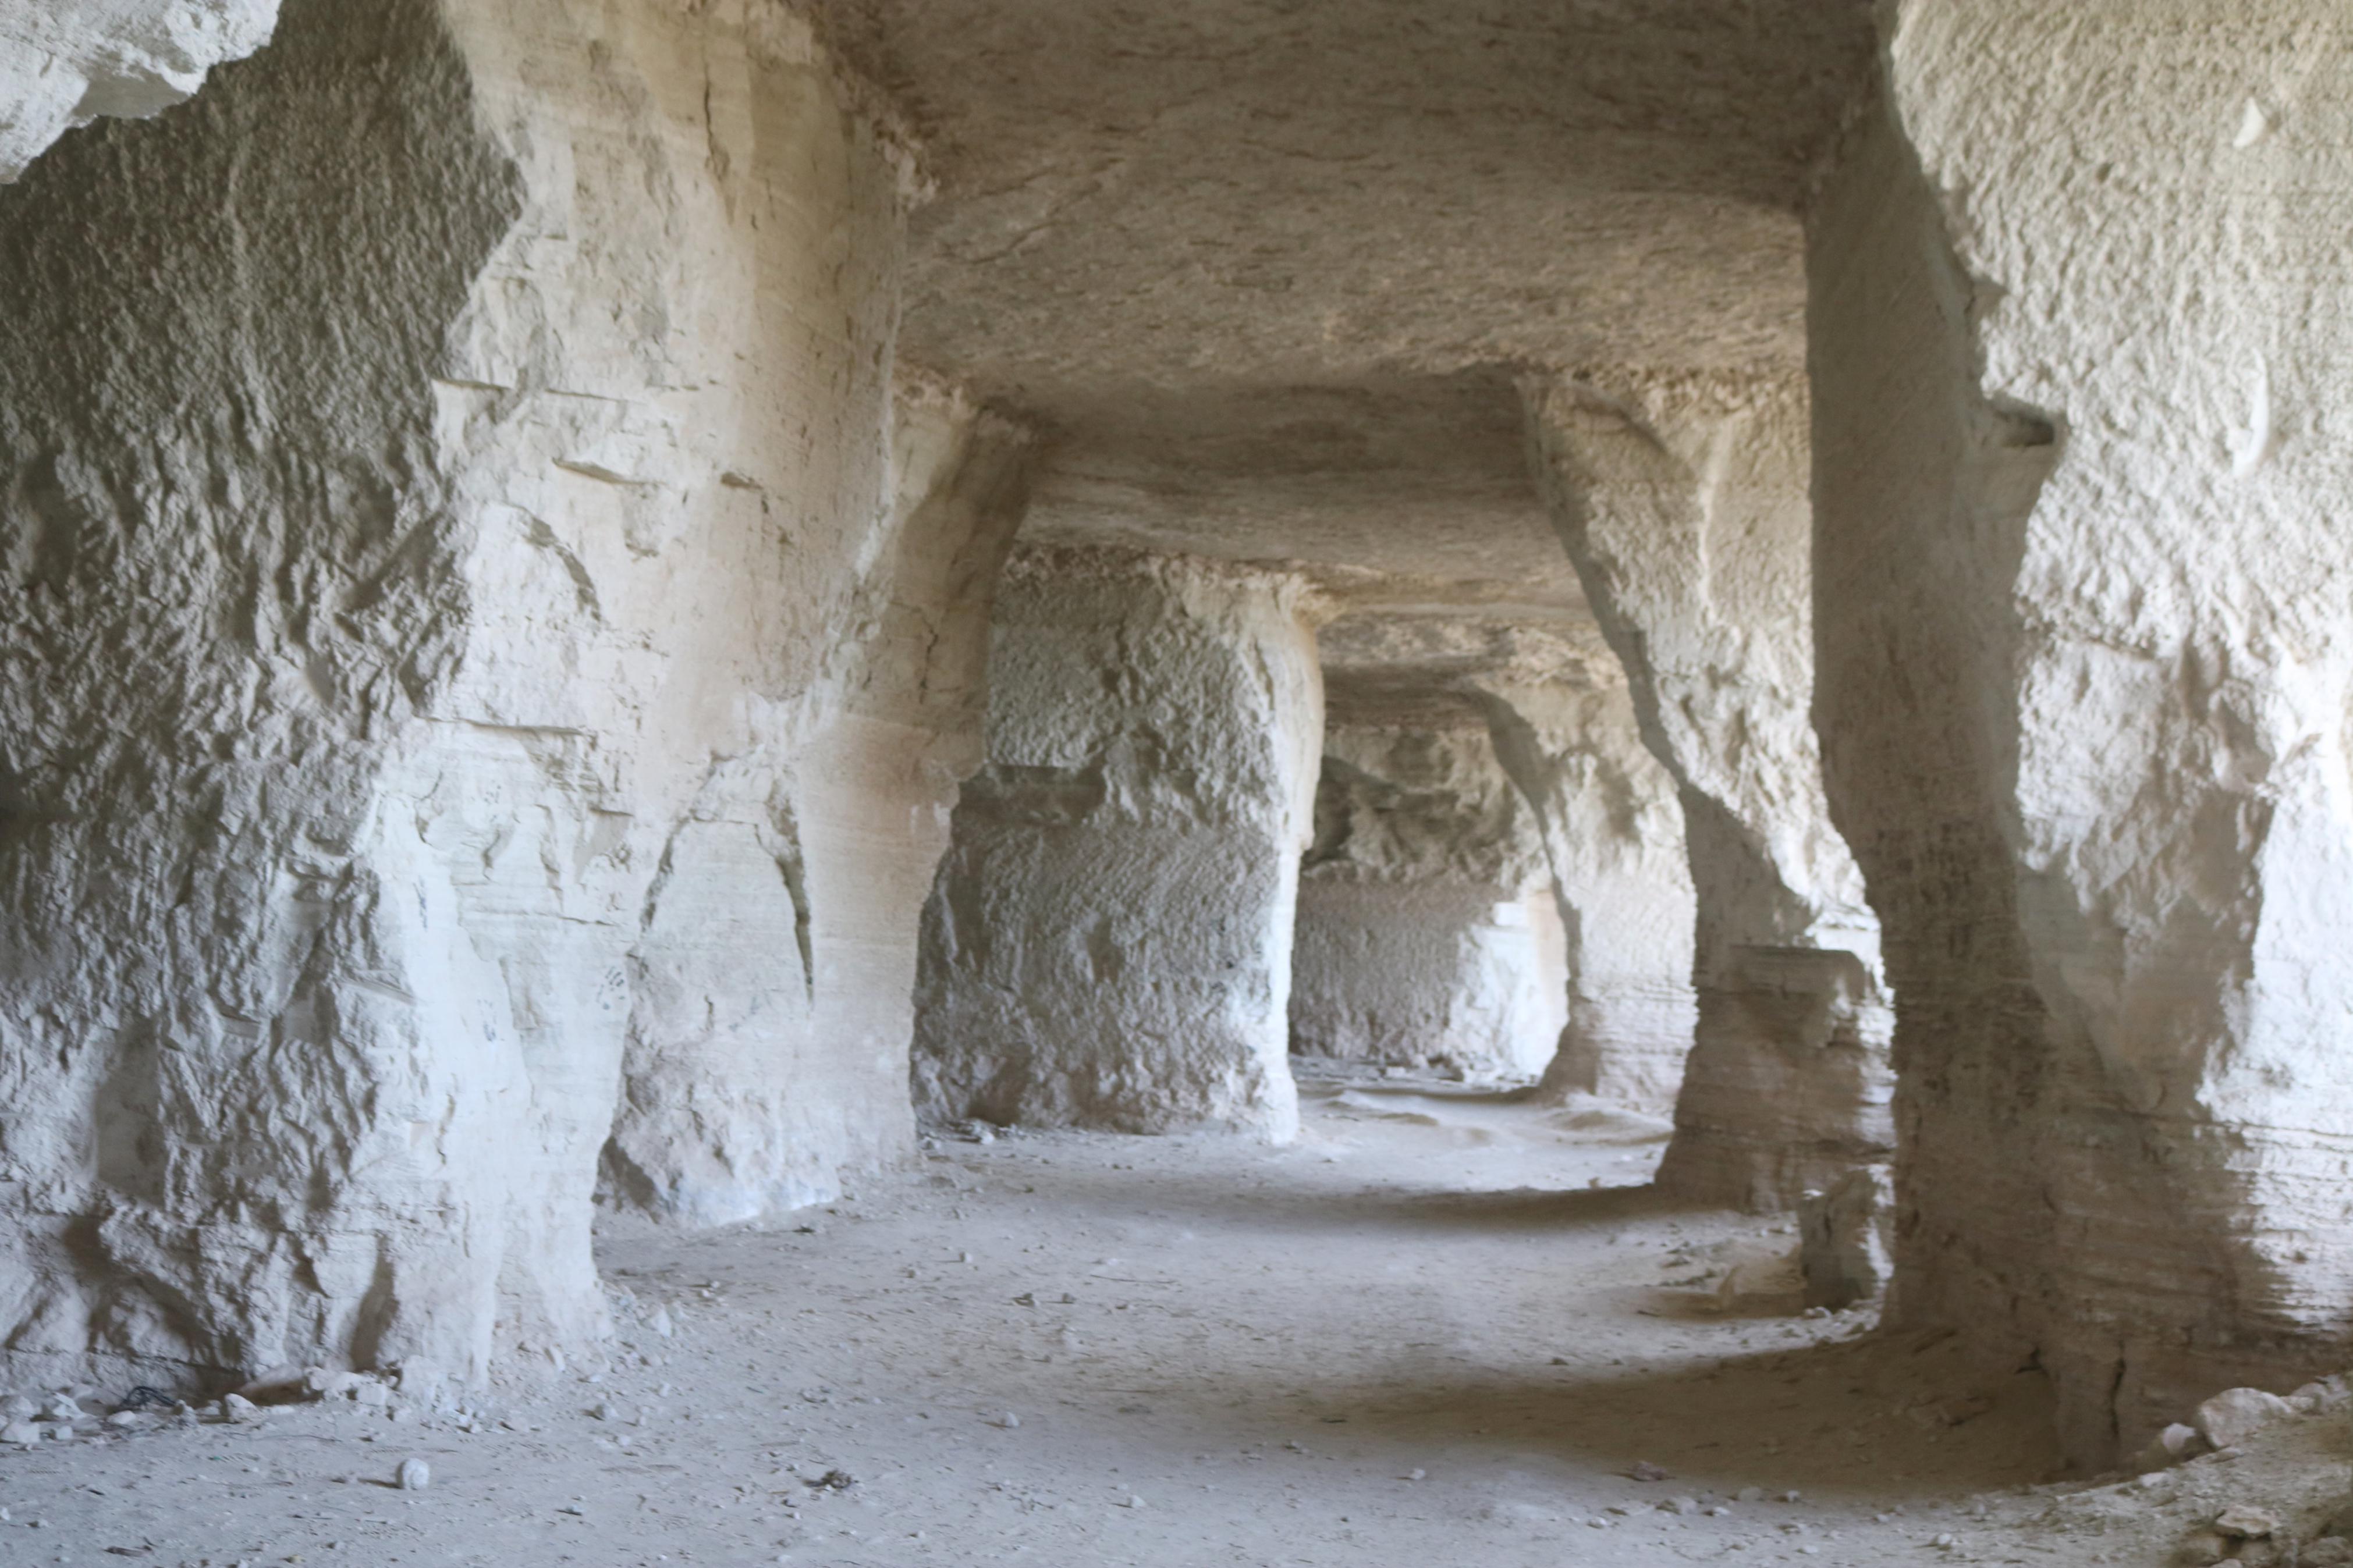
1626, 1461, 1670, 1482
2292, 1375, 2351, 1414
2195, 1387, 2295, 1450
1, 1421, 41, 1445
397, 1458, 431, 1491
2133, 1421, 2208, 1471
2213, 1505, 2279, 1539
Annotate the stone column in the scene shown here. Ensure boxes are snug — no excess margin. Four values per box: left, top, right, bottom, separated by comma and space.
1289, 717, 1564, 1082
1811, 1, 2353, 1463
1524, 372, 1893, 1209
911, 543, 1322, 1140
1478, 678, 1698, 1116
0, 0, 946, 1392
601, 382, 1035, 1225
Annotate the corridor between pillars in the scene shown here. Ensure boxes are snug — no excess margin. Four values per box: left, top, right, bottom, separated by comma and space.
910, 544, 1323, 1140
1289, 716, 1565, 1082
1811, 0, 2353, 1466
1524, 373, 1893, 1211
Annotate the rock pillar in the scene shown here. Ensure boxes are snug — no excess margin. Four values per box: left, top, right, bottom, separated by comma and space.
911, 544, 1322, 1139
1478, 678, 1698, 1115
601, 383, 1035, 1225
1289, 717, 1564, 1081
1525, 372, 1893, 1208
0, 0, 963, 1391
1811, 1, 2353, 1462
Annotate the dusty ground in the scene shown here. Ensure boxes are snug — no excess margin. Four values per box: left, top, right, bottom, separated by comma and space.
5, 1072, 2338, 1567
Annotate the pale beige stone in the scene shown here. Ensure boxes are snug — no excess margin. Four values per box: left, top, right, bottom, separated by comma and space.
1811, 0, 2353, 1466
910, 545, 1321, 1139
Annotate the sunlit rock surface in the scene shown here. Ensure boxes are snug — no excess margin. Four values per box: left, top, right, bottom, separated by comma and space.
0, 0, 971, 1391
1811, 0, 2353, 1464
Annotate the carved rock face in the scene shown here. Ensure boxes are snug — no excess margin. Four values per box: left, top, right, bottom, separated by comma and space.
0, 1, 283, 182
1811, 0, 2353, 1466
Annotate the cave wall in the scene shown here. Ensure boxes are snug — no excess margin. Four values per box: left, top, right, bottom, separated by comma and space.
0, 0, 1005, 1393
0, 0, 282, 182
1289, 717, 1563, 1080
1478, 678, 1698, 1114
911, 543, 1321, 1140
1811, 1, 2353, 1463
1525, 372, 1893, 1208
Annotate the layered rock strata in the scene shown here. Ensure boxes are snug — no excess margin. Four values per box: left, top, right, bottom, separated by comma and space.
1289, 719, 1563, 1080
0, 0, 989, 1393
1810, 1, 2353, 1463
1525, 371, 1892, 1208
911, 543, 1322, 1139
0, 0, 282, 182
601, 382, 1035, 1226
1478, 680, 1698, 1115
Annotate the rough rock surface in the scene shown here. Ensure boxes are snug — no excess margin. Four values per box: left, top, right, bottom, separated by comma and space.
1479, 677, 1698, 1116
2195, 1387, 2298, 1453
1313, 611, 1697, 1111
1810, 1, 2353, 1465
821, 0, 1878, 418
911, 543, 1321, 1139
0, 1, 281, 182
600, 382, 1034, 1226
1798, 1164, 1893, 1312
1526, 372, 1892, 1208
0, 0, 983, 1392
1289, 719, 1562, 1079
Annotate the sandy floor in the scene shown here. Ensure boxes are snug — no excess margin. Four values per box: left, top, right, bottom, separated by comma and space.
6, 1071, 2279, 1568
